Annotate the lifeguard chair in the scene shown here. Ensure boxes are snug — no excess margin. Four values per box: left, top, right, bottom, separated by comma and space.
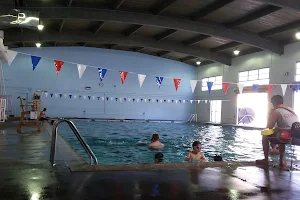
17, 92, 41, 133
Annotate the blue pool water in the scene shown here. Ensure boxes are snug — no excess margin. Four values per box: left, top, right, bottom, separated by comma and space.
58, 120, 297, 165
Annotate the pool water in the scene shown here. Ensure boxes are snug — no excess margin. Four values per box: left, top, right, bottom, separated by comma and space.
58, 120, 298, 165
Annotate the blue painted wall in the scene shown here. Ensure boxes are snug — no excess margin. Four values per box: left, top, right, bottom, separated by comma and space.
3, 47, 196, 120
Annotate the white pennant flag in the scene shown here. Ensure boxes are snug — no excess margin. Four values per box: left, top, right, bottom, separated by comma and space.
128, 98, 131, 102
190, 100, 193, 104
237, 83, 244, 94
281, 84, 287, 96
64, 94, 67, 99
55, 93, 58, 98
144, 99, 147, 103
205, 100, 208, 104
138, 74, 146, 87
183, 100, 186, 103
77, 64, 87, 79
175, 100, 178, 103
6, 50, 18, 66
110, 97, 113, 101
168, 100, 170, 103
92, 96, 95, 100
160, 99, 163, 103
45, 92, 48, 98
83, 96, 86, 100
197, 100, 200, 104
101, 97, 104, 100
74, 95, 77, 99
190, 80, 198, 93
137, 99, 140, 102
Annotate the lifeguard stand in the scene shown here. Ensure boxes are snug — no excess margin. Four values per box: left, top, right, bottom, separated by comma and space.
17, 92, 41, 133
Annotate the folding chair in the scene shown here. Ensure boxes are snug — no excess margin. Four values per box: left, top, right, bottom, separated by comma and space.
290, 122, 300, 170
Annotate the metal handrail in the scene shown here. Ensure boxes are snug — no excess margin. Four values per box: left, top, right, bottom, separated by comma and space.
49, 119, 98, 166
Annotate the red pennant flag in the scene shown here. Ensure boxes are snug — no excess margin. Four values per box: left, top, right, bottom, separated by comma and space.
173, 78, 181, 91
119, 71, 128, 84
267, 84, 273, 94
54, 60, 64, 75
222, 82, 229, 95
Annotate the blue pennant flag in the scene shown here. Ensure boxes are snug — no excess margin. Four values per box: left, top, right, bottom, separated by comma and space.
148, 99, 151, 102
295, 84, 300, 92
31, 56, 41, 71
156, 76, 164, 89
207, 82, 213, 94
124, 98, 127, 102
141, 98, 143, 102
106, 97, 109, 101
115, 98, 118, 101
179, 100, 182, 103
156, 99, 159, 103
133, 98, 135, 102
252, 84, 259, 92
69, 95, 72, 99
50, 93, 53, 98
88, 96, 91, 100
164, 100, 166, 103
97, 97, 100, 100
172, 100, 174, 103
59, 94, 62, 98
79, 95, 82, 99
98, 68, 107, 82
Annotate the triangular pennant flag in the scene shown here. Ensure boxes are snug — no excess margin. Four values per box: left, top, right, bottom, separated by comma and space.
222, 82, 229, 95
106, 97, 109, 101
190, 100, 193, 104
79, 95, 82, 99
110, 97, 113, 101
98, 68, 107, 82
64, 94, 67, 99
115, 98, 118, 101
168, 100, 170, 103
59, 94, 62, 98
281, 84, 287, 96
205, 100, 208, 104
69, 95, 72, 99
156, 77, 164, 89
164, 100, 166, 103
172, 100, 174, 103
137, 74, 146, 88
97, 97, 100, 100
6, 50, 18, 66
45, 92, 48, 98
31, 56, 41, 71
179, 100, 182, 103
74, 95, 77, 99
175, 100, 178, 103
207, 82, 213, 94
124, 98, 127, 102
294, 84, 300, 92
119, 98, 122, 102
54, 60, 64, 75
237, 83, 244, 94
55, 94, 58, 98
156, 99, 159, 103
92, 96, 95, 100
183, 100, 186, 103
141, 98, 143, 102
88, 96, 91, 100
173, 78, 181, 91
128, 98, 131, 102
102, 97, 104, 100
133, 98, 135, 102
50, 93, 53, 98
77, 64, 87, 79
119, 71, 128, 85
148, 99, 151, 102
267, 84, 273, 94
252, 84, 259, 92
190, 80, 198, 93
83, 96, 86, 100
198, 100, 200, 104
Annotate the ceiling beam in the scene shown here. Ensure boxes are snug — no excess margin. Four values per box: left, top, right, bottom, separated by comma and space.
94, 21, 105, 34
123, 25, 143, 36
24, 7, 283, 54
211, 42, 241, 52
113, 0, 125, 10
224, 5, 281, 27
191, 0, 234, 21
152, 0, 177, 15
157, 50, 170, 56
199, 60, 214, 66
180, 56, 196, 62
255, 0, 300, 13
4, 30, 232, 65
133, 47, 144, 52
57, 0, 73, 34
184, 35, 210, 46
155, 29, 177, 41
260, 20, 300, 37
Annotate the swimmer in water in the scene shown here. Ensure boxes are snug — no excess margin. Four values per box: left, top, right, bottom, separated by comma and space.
154, 152, 164, 163
186, 141, 207, 163
149, 134, 164, 149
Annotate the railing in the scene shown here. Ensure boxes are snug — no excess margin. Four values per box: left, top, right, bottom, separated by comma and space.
187, 114, 197, 123
0, 98, 6, 122
50, 119, 98, 166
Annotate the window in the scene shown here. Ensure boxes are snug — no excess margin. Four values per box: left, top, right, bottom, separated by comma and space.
210, 100, 222, 123
296, 62, 300, 82
238, 68, 269, 86
202, 76, 222, 91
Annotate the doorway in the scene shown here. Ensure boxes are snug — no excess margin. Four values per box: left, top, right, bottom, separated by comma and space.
237, 93, 268, 127
210, 100, 222, 123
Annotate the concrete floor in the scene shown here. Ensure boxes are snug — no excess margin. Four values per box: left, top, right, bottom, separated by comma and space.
1, 122, 300, 200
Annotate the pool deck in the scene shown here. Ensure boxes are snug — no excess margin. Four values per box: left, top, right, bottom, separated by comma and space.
1, 121, 300, 199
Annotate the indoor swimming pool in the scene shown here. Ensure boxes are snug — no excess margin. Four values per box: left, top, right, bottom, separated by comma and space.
58, 120, 298, 165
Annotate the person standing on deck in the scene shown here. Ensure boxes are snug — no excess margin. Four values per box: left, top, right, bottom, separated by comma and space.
256, 95, 299, 167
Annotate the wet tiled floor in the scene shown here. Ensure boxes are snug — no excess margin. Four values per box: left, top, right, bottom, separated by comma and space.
1, 122, 300, 199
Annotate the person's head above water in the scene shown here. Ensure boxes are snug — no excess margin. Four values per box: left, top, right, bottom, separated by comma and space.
271, 95, 284, 108
154, 152, 163, 163
43, 108, 47, 111
192, 141, 201, 153
151, 134, 160, 142
214, 155, 223, 162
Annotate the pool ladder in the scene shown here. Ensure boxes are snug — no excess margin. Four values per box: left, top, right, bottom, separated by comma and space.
50, 119, 98, 166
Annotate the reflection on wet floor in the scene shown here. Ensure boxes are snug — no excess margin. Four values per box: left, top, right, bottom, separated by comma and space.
1, 123, 300, 199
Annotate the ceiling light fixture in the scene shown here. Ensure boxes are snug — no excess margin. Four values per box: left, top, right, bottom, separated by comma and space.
37, 24, 44, 31
196, 60, 201, 65
36, 43, 41, 48
296, 31, 300, 40
233, 48, 240, 56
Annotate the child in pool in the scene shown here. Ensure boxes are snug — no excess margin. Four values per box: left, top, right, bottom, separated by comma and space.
186, 141, 207, 163
154, 152, 164, 163
149, 134, 164, 149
